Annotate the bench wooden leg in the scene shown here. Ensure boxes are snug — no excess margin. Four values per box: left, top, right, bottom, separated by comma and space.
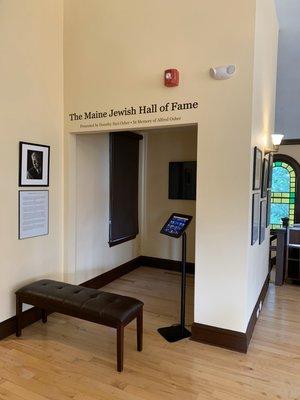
41, 309, 47, 323
16, 296, 22, 337
117, 325, 124, 372
137, 308, 143, 352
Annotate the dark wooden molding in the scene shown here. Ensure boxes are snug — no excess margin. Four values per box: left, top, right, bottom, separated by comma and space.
0, 255, 192, 341
81, 256, 193, 290
81, 257, 141, 289
0, 306, 42, 340
0, 259, 269, 351
191, 322, 247, 352
245, 273, 270, 347
191, 273, 270, 353
274, 153, 300, 167
0, 257, 141, 341
139, 256, 195, 274
281, 139, 300, 146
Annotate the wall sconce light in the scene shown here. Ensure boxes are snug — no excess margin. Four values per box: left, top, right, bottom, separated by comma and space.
265, 133, 285, 154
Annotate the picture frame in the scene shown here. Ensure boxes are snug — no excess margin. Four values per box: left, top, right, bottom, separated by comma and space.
267, 153, 273, 189
260, 199, 267, 244
261, 158, 268, 198
18, 190, 49, 239
251, 193, 260, 245
253, 147, 262, 190
19, 142, 50, 186
266, 189, 271, 227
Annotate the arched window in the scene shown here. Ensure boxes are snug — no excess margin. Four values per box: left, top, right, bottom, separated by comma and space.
271, 155, 300, 229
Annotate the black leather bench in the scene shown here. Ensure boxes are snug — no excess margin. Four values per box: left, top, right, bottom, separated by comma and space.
15, 279, 143, 372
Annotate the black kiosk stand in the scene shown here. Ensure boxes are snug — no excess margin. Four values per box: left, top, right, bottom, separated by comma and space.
158, 213, 193, 342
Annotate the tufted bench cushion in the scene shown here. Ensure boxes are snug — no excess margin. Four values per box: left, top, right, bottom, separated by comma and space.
15, 279, 143, 371
16, 279, 143, 327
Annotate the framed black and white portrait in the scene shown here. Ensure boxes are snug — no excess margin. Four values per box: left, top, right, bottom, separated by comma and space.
261, 158, 268, 198
259, 199, 267, 244
251, 193, 260, 245
19, 142, 50, 186
253, 147, 262, 190
266, 189, 271, 228
267, 153, 273, 189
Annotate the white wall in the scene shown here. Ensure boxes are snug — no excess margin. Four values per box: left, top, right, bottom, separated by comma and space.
0, 0, 276, 331
0, 0, 278, 334
0, 0, 63, 321
142, 126, 197, 263
74, 133, 140, 283
247, 0, 278, 324
63, 0, 260, 332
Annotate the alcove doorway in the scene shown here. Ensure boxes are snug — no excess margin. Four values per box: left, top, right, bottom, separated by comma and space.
74, 123, 197, 337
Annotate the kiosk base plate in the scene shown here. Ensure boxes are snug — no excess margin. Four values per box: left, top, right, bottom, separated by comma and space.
157, 325, 191, 342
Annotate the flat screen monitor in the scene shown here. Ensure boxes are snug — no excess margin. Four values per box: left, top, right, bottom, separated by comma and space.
160, 213, 193, 238
169, 161, 196, 200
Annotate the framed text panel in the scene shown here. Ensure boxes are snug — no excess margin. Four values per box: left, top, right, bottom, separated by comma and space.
19, 190, 49, 239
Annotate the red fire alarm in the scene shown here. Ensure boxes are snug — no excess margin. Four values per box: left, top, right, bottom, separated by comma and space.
164, 69, 179, 87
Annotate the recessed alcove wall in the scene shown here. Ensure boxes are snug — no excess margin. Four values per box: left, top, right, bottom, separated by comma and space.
141, 126, 197, 263
74, 125, 197, 283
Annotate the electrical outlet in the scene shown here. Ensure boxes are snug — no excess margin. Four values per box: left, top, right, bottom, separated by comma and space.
256, 309, 260, 319
259, 301, 262, 311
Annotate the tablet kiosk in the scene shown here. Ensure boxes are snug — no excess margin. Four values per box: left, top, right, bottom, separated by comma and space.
160, 213, 192, 238
158, 213, 193, 342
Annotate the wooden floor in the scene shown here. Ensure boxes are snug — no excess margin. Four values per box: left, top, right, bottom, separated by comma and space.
0, 267, 299, 400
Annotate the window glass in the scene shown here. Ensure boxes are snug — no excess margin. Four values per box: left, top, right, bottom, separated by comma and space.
271, 161, 296, 228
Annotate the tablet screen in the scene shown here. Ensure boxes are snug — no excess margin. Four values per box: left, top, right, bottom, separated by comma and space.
160, 213, 192, 238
